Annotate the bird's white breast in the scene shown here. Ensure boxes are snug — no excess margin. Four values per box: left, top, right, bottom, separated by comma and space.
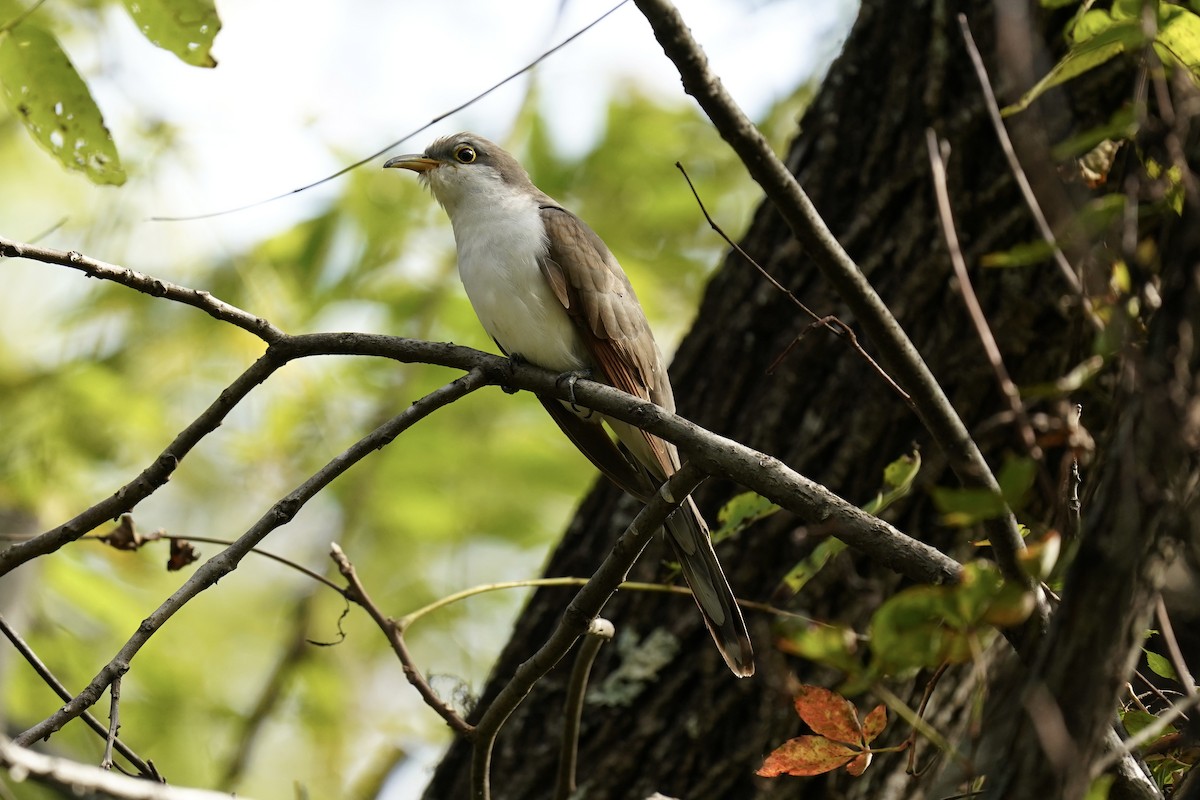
444, 183, 588, 372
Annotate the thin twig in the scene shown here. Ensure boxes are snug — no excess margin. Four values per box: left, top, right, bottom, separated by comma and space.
102, 678, 121, 770
674, 162, 909, 402
633, 0, 1028, 589
0, 236, 283, 342
955, 14, 1103, 331
89, 531, 346, 595
0, 353, 285, 578
471, 463, 706, 800
0, 614, 157, 779
905, 663, 949, 776
329, 544, 473, 736
1155, 596, 1198, 698
12, 370, 488, 747
553, 617, 615, 800
926, 129, 1041, 461
0, 0, 50, 34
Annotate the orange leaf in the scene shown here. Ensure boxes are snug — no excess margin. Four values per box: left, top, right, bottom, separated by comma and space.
756, 735, 858, 777
861, 704, 888, 742
845, 751, 873, 776
793, 685, 863, 744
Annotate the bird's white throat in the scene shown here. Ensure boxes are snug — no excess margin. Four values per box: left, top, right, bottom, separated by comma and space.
429, 167, 588, 372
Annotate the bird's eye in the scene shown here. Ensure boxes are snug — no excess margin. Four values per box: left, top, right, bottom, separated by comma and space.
454, 145, 477, 164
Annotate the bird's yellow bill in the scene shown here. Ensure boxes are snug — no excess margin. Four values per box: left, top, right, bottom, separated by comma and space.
383, 155, 438, 172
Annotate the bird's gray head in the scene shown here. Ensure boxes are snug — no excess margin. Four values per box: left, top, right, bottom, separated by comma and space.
383, 133, 536, 215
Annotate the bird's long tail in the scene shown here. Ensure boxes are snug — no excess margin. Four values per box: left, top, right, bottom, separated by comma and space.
665, 498, 754, 677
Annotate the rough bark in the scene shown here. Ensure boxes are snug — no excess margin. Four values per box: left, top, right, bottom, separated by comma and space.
422, 1, 1195, 798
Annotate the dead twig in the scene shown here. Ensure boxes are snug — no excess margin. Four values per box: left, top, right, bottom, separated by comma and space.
329, 544, 473, 736
674, 162, 909, 403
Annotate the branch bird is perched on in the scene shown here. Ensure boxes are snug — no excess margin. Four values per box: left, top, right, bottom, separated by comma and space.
384, 133, 754, 677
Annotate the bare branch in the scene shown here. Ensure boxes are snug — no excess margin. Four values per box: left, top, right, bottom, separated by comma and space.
12, 369, 489, 747
471, 463, 706, 800
329, 544, 473, 736
632, 0, 1029, 586
926, 129, 1041, 460
674, 161, 909, 402
0, 352, 284, 578
0, 737, 239, 800
0, 236, 283, 342
554, 618, 615, 800
955, 14, 1102, 330
0, 614, 156, 779
101, 678, 121, 770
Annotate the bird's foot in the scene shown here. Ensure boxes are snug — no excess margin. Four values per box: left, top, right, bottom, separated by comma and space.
500, 353, 527, 395
556, 368, 593, 411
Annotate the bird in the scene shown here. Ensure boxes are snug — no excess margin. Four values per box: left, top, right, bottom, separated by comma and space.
384, 133, 753, 677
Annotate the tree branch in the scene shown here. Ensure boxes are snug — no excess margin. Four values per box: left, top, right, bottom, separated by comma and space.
0, 737, 240, 800
470, 463, 706, 800
12, 369, 489, 746
0, 614, 156, 779
0, 236, 283, 342
329, 544, 473, 736
631, 0, 1029, 587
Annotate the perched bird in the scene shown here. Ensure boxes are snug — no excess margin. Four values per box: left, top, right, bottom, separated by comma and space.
385, 133, 753, 677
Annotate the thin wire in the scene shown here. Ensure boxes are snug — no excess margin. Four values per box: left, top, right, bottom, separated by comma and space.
151, 0, 630, 222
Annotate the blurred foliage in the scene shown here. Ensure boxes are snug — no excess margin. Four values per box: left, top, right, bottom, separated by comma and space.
0, 7, 815, 794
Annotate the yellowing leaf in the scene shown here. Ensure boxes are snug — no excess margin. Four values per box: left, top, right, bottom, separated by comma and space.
756, 735, 857, 777
0, 23, 125, 184
121, 0, 221, 68
845, 750, 872, 776
794, 684, 863, 743
1157, 5, 1200, 72
861, 704, 888, 742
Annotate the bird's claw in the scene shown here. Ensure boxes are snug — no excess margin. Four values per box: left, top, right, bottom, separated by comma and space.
557, 369, 593, 411
500, 353, 527, 395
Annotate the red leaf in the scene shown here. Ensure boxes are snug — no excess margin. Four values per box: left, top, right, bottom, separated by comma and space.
793, 685, 863, 744
845, 751, 873, 776
757, 735, 857, 777
861, 704, 888, 742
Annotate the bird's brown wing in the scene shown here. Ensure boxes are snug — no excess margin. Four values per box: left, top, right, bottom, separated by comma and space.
537, 205, 678, 482
537, 205, 755, 678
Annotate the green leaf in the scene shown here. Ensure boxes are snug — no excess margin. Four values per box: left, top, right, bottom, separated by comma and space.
1040, 0, 1082, 8
932, 486, 1008, 526
997, 456, 1037, 510
780, 537, 847, 594
0, 23, 125, 184
863, 450, 921, 516
712, 491, 779, 544
1051, 106, 1136, 161
778, 623, 862, 676
981, 240, 1056, 269
934, 456, 1036, 525
868, 563, 1033, 676
1145, 649, 1179, 681
120, 0, 221, 68
1119, 708, 1160, 737
1005, 18, 1144, 115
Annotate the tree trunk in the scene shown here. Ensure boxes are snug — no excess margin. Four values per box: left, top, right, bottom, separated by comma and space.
423, 1, 1195, 798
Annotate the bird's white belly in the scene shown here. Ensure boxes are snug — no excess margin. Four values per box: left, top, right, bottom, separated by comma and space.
453, 201, 588, 372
